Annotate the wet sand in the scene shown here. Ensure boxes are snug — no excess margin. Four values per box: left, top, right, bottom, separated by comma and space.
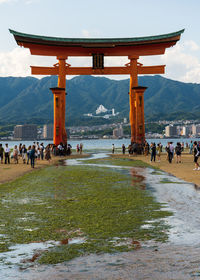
22, 244, 200, 280
0, 154, 87, 185
113, 152, 200, 187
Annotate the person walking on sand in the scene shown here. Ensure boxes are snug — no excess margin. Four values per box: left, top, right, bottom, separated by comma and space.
27, 145, 31, 165
13, 145, 19, 164
4, 143, 10, 164
36, 142, 40, 160
150, 142, 156, 162
193, 141, 200, 170
156, 143, 161, 162
175, 142, 182, 163
45, 144, 51, 162
40, 143, 44, 160
0, 144, 4, 164
18, 143, 22, 159
21, 144, 27, 164
168, 142, 174, 163
144, 141, 149, 156
29, 145, 36, 168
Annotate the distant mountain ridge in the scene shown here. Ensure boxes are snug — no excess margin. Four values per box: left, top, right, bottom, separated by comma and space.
0, 75, 200, 125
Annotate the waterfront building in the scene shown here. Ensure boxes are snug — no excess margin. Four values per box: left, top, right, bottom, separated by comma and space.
165, 125, 177, 137
113, 125, 124, 138
182, 126, 190, 137
43, 124, 53, 140
192, 124, 200, 136
13, 124, 37, 140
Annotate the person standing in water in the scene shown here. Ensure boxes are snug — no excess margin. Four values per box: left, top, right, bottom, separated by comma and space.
122, 144, 126, 154
112, 144, 115, 154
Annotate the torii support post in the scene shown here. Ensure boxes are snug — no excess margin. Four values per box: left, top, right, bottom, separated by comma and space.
129, 57, 138, 144
133, 86, 147, 144
57, 57, 68, 145
50, 87, 66, 146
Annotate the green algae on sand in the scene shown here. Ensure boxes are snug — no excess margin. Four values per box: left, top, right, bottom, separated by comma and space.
82, 157, 157, 169
0, 160, 171, 264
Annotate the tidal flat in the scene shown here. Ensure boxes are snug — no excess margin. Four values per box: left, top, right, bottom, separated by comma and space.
0, 156, 172, 266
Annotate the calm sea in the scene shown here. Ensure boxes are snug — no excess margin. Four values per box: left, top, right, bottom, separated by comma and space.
0, 138, 198, 150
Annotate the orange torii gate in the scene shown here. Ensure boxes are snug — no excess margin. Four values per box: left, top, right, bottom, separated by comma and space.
10, 29, 184, 146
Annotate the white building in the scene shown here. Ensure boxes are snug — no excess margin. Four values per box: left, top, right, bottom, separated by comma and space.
192, 124, 200, 136
165, 125, 177, 137
113, 125, 124, 138
112, 108, 115, 116
96, 105, 108, 115
182, 126, 190, 136
43, 124, 53, 140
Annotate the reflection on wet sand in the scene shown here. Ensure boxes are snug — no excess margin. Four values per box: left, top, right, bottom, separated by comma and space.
130, 168, 146, 190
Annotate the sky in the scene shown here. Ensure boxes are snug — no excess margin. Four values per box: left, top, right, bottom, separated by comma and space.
0, 0, 200, 83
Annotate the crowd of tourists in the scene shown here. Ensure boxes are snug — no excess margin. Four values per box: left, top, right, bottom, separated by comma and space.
0, 141, 73, 168
116, 140, 200, 170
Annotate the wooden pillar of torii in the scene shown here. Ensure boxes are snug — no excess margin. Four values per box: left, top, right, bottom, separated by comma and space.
51, 57, 67, 146
129, 56, 147, 144
9, 29, 184, 146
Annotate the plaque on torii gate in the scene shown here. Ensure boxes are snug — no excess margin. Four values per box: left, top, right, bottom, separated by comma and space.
10, 29, 184, 145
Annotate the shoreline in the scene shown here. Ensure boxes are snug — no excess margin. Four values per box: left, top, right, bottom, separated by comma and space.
0, 153, 88, 185
112, 152, 200, 187
0, 151, 199, 188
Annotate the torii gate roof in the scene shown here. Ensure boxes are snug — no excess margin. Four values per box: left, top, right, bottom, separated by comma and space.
9, 29, 184, 57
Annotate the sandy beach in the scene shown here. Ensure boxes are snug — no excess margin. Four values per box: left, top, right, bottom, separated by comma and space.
0, 154, 87, 185
0, 151, 199, 187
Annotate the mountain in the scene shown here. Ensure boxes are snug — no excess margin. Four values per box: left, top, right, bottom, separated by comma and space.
0, 75, 200, 125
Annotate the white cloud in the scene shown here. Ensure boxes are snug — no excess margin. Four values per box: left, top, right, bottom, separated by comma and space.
0, 48, 56, 77
184, 41, 199, 51
140, 40, 200, 83
1, 40, 200, 83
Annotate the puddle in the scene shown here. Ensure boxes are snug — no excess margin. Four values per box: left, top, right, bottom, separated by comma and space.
65, 152, 109, 166
0, 236, 86, 279
136, 167, 200, 246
